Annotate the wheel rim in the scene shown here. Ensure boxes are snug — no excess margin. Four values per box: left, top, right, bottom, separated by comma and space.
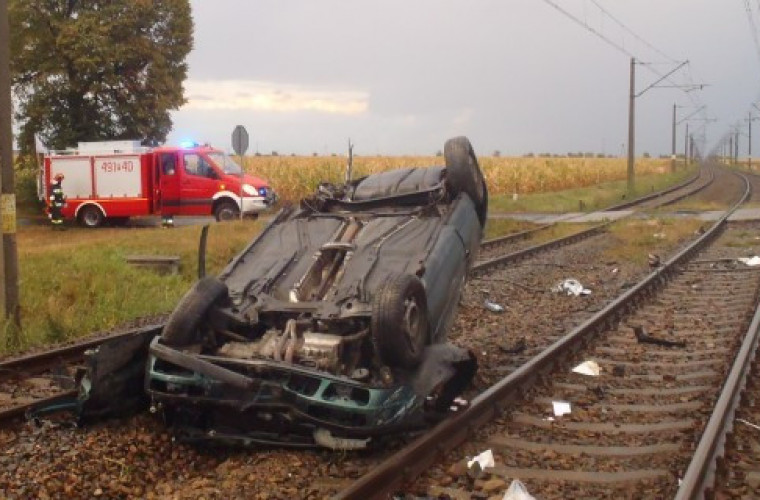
403, 297, 423, 354
84, 209, 100, 226
218, 206, 236, 221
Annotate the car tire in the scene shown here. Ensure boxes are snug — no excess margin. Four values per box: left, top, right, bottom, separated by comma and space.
78, 205, 105, 228
371, 274, 429, 369
161, 277, 229, 347
214, 200, 240, 222
444, 136, 488, 226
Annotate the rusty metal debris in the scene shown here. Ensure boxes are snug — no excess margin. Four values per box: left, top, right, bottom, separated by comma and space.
633, 325, 685, 348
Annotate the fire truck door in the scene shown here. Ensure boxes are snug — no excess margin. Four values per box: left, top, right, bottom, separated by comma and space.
157, 152, 181, 215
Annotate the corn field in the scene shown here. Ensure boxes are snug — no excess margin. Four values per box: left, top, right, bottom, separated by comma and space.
242, 155, 669, 202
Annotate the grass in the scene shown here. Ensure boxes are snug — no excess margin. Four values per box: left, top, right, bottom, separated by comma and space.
2, 220, 262, 353
483, 218, 538, 239
603, 217, 704, 265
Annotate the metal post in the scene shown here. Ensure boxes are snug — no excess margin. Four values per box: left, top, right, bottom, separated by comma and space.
749, 112, 753, 171
734, 130, 739, 165
671, 103, 676, 172
0, 0, 20, 329
684, 123, 689, 166
627, 58, 636, 193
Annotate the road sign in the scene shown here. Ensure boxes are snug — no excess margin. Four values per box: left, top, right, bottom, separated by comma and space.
231, 125, 249, 156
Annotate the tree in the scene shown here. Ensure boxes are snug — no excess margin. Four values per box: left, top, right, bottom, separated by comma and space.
10, 0, 193, 153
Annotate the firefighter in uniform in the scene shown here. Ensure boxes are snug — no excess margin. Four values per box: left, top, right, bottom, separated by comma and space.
48, 173, 66, 230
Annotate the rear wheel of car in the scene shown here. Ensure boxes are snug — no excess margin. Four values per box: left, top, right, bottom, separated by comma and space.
444, 136, 488, 226
78, 205, 105, 228
161, 277, 229, 347
371, 274, 429, 369
214, 200, 239, 222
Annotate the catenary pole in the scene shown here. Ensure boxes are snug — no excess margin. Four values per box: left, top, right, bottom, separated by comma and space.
0, 0, 20, 330
750, 112, 753, 171
671, 103, 677, 172
627, 58, 635, 193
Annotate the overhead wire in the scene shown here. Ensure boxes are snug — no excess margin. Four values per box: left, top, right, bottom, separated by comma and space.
542, 0, 709, 145
590, 0, 678, 64
540, 0, 634, 58
744, 0, 760, 67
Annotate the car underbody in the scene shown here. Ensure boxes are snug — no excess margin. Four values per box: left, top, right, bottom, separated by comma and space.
67, 136, 488, 450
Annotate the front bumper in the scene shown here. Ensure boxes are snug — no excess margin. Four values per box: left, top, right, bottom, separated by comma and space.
145, 338, 422, 446
240, 192, 276, 215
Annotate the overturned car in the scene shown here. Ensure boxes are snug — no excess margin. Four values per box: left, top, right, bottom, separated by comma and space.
81, 137, 487, 449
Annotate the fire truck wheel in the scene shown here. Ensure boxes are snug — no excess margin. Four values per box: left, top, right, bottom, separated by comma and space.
214, 200, 240, 222
78, 205, 105, 228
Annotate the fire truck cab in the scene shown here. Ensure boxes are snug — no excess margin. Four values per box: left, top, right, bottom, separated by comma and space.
42, 141, 275, 227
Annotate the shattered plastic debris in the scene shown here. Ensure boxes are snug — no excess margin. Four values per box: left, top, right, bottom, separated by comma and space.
467, 449, 495, 470
552, 400, 572, 417
738, 256, 760, 267
572, 360, 601, 376
503, 479, 536, 500
484, 299, 505, 313
552, 278, 591, 296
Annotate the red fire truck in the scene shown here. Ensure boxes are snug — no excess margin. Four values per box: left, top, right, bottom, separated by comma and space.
41, 141, 275, 227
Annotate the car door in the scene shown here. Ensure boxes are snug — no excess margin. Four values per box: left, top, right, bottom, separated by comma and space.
157, 152, 186, 216
179, 152, 219, 215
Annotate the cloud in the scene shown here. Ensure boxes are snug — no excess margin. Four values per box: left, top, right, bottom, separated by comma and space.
183, 80, 369, 115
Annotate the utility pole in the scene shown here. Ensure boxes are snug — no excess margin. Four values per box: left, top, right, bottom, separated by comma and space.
627, 58, 636, 193
671, 104, 677, 172
0, 0, 20, 330
627, 59, 690, 194
684, 123, 689, 166
735, 129, 740, 165
748, 113, 753, 170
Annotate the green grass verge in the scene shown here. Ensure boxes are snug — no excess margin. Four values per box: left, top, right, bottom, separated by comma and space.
2, 220, 262, 355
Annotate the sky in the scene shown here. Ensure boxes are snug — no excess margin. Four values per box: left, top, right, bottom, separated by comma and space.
167, 0, 760, 158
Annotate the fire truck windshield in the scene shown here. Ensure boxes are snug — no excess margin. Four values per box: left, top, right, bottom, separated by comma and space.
207, 152, 243, 175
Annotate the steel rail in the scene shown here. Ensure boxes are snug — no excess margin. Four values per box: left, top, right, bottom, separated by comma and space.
675, 180, 759, 500
477, 164, 711, 267
604, 166, 705, 210
0, 324, 164, 425
334, 172, 750, 500
0, 323, 164, 375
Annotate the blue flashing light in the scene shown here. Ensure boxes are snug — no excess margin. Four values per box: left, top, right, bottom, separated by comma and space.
179, 139, 197, 148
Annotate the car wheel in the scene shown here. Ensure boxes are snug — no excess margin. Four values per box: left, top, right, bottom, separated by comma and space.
79, 205, 105, 228
444, 136, 488, 226
214, 200, 240, 222
161, 277, 229, 347
371, 274, 429, 369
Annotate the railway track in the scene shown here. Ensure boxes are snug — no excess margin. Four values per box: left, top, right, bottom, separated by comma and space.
476, 164, 712, 263
0, 163, 746, 498
335, 171, 757, 499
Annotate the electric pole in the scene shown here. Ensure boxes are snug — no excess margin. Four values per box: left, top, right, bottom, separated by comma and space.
750, 111, 755, 171
627, 58, 691, 194
627, 58, 636, 193
0, 0, 20, 330
671, 104, 676, 172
